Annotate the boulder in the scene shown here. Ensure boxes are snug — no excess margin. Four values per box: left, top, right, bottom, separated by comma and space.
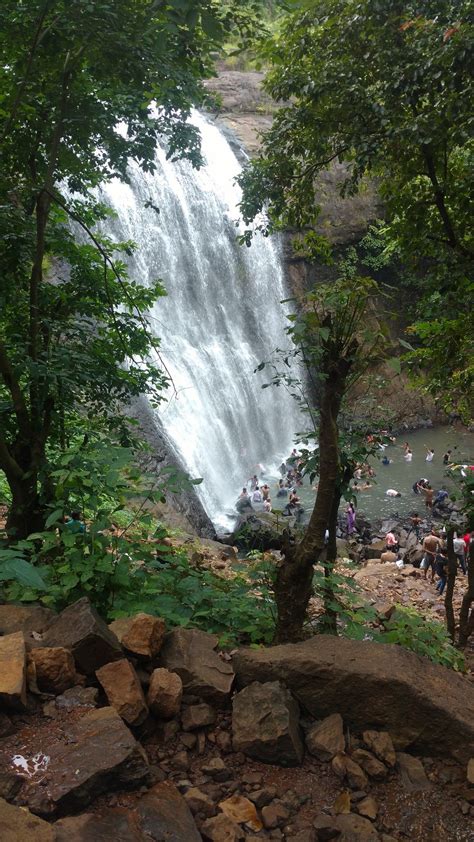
96, 659, 148, 726
0, 798, 55, 842
232, 681, 303, 766
159, 628, 234, 705
55, 686, 99, 710
136, 782, 202, 841
182, 703, 216, 731
0, 631, 26, 708
218, 795, 262, 832
331, 754, 368, 790
54, 784, 202, 841
184, 787, 216, 817
54, 812, 141, 842
334, 813, 378, 840
305, 713, 345, 760
261, 801, 290, 829
108, 613, 166, 659
468, 758, 474, 785
351, 748, 387, 780
0, 603, 54, 636
362, 731, 396, 767
147, 667, 183, 719
356, 796, 378, 820
26, 706, 149, 815
28, 647, 76, 694
233, 635, 474, 762
397, 752, 431, 792
201, 813, 244, 841
42, 598, 122, 674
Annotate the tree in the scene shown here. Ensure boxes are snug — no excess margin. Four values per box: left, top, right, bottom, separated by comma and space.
263, 276, 387, 642
239, 0, 473, 419
0, 0, 259, 538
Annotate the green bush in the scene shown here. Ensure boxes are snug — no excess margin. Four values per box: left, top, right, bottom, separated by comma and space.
379, 605, 465, 672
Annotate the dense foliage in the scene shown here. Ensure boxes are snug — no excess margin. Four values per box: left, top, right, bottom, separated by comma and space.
239, 0, 473, 420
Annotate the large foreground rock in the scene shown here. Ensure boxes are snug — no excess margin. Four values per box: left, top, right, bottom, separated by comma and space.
42, 598, 122, 674
54, 783, 202, 841
109, 613, 166, 659
232, 681, 303, 766
233, 636, 474, 762
28, 647, 77, 694
0, 603, 55, 636
0, 631, 26, 708
96, 659, 148, 726
159, 628, 234, 704
0, 798, 55, 841
27, 706, 148, 815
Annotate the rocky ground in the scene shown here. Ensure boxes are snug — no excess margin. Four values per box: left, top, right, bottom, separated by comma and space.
0, 598, 473, 841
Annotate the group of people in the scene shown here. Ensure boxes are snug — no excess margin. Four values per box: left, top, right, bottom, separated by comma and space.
383, 526, 473, 597
420, 528, 472, 596
235, 449, 305, 521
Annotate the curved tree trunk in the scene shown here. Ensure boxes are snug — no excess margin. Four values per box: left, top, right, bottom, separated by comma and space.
274, 358, 349, 643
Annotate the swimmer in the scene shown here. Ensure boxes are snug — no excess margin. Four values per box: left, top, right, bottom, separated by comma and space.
386, 489, 401, 497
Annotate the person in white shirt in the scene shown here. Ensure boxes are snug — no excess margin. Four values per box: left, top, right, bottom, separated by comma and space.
404, 449, 413, 462
453, 534, 467, 574
386, 489, 401, 497
425, 448, 434, 462
252, 486, 262, 504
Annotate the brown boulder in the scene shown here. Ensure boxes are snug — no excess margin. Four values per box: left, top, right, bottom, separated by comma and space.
96, 659, 148, 726
109, 613, 165, 659
54, 812, 141, 842
184, 786, 216, 817
468, 758, 474, 784
233, 635, 474, 762
159, 628, 234, 705
0, 798, 55, 842
28, 647, 76, 694
331, 754, 368, 790
26, 706, 149, 815
0, 631, 26, 708
147, 667, 183, 719
54, 784, 202, 841
136, 782, 202, 841
334, 813, 378, 840
362, 730, 396, 767
306, 713, 345, 760
201, 813, 244, 841
232, 681, 303, 766
0, 603, 54, 636
351, 748, 387, 780
42, 598, 122, 674
182, 703, 216, 731
397, 752, 431, 792
218, 795, 262, 832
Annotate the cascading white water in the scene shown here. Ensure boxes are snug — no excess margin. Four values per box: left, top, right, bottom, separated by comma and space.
98, 113, 299, 526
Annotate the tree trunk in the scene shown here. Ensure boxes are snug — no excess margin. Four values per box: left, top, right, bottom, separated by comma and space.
273, 359, 348, 643
321, 489, 340, 634
444, 529, 456, 642
5, 473, 44, 540
458, 540, 474, 647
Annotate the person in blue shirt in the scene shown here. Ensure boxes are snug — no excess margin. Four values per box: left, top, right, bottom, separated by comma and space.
63, 511, 86, 534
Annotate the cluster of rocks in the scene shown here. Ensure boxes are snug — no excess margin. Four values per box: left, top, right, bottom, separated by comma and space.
1, 599, 474, 840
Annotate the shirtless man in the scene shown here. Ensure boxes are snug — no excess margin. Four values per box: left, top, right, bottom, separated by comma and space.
418, 483, 434, 509
421, 530, 440, 581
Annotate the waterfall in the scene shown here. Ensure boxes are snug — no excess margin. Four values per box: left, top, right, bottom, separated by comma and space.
98, 113, 299, 526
